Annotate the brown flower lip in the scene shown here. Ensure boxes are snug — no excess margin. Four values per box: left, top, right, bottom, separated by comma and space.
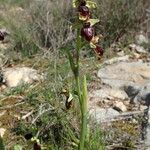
94, 45, 104, 56
81, 25, 95, 41
78, 5, 90, 17
34, 142, 41, 150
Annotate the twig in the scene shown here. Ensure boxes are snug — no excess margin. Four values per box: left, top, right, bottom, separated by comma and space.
32, 103, 54, 124
21, 110, 34, 120
0, 101, 25, 110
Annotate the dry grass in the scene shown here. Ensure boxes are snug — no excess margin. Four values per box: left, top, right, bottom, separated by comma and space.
0, 0, 149, 149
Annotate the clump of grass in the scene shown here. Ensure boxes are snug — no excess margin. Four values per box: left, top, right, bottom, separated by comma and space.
95, 0, 149, 47
26, 0, 74, 50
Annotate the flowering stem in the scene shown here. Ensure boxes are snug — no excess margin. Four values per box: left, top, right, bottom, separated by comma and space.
67, 26, 88, 149
79, 76, 88, 150
66, 0, 103, 149
75, 29, 88, 150
75, 76, 82, 107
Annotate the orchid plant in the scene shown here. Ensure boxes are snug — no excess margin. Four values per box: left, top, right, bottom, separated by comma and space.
0, 1, 104, 149
65, 0, 104, 149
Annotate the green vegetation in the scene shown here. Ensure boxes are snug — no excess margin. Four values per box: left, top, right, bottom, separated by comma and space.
0, 0, 149, 149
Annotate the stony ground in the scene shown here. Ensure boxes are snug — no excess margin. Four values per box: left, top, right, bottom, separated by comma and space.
0, 27, 150, 149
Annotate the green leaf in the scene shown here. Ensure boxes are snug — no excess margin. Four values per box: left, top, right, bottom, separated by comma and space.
86, 1, 97, 8
72, 0, 79, 8
14, 145, 23, 150
88, 19, 100, 26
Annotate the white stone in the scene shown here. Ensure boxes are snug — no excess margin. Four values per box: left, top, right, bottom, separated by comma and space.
89, 88, 128, 101
129, 44, 147, 53
135, 32, 149, 45
3, 67, 44, 87
89, 107, 120, 123
113, 101, 127, 112
103, 55, 130, 65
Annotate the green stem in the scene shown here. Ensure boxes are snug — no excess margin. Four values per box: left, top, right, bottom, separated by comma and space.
75, 76, 82, 108
67, 27, 88, 150
78, 76, 88, 150
75, 29, 87, 150
76, 29, 81, 69
76, 30, 88, 150
79, 114, 87, 150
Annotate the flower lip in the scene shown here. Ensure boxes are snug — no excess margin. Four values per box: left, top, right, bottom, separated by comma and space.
34, 142, 41, 150
78, 5, 90, 17
94, 45, 104, 56
81, 25, 95, 41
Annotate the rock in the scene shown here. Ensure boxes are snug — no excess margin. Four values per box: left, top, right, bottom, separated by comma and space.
124, 85, 141, 101
117, 51, 125, 57
145, 126, 150, 147
89, 88, 128, 101
98, 61, 150, 89
3, 67, 44, 87
134, 84, 150, 106
129, 44, 148, 53
135, 31, 149, 45
132, 52, 141, 59
0, 128, 6, 137
139, 105, 148, 112
113, 101, 127, 112
89, 107, 120, 123
103, 55, 130, 65
89, 88, 128, 112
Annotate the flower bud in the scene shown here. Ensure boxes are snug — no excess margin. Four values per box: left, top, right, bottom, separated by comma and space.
94, 45, 104, 56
